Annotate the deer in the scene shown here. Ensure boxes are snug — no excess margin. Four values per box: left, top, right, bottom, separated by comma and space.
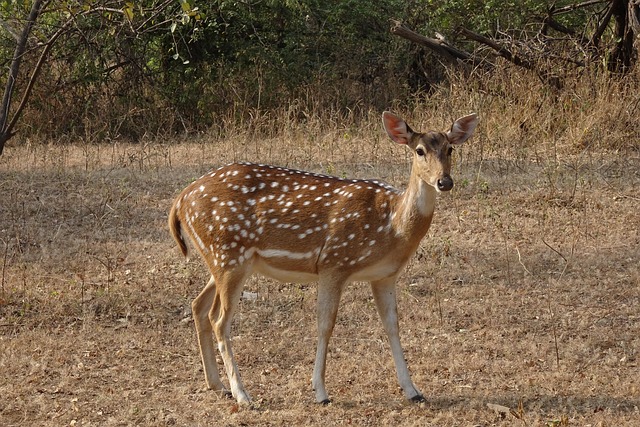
168, 111, 478, 405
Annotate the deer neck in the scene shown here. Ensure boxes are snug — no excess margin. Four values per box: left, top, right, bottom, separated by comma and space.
391, 167, 437, 238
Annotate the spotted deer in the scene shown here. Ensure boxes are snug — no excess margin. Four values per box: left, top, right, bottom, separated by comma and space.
169, 111, 478, 405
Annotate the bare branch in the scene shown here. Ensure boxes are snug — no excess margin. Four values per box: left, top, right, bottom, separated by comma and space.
389, 20, 473, 66
88, 7, 126, 15
458, 27, 535, 70
135, 0, 175, 33
551, 0, 611, 15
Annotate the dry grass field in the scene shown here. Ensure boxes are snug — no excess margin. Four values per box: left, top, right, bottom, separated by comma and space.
1, 77, 639, 426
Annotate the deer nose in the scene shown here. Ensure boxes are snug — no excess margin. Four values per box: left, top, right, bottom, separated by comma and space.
437, 175, 453, 192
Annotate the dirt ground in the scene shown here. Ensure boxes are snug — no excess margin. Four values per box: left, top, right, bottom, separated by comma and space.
1, 135, 638, 426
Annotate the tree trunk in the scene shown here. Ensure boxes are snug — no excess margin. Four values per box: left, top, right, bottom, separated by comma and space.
0, 0, 47, 155
608, 0, 635, 72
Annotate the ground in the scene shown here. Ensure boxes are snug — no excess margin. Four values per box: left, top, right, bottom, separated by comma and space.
0, 134, 638, 426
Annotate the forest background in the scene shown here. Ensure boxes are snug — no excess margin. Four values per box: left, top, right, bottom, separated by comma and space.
1, 0, 638, 147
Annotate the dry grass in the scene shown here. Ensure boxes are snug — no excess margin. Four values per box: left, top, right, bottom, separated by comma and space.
1, 70, 640, 426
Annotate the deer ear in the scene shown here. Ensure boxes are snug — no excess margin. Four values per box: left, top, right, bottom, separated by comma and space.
382, 111, 413, 145
447, 113, 478, 145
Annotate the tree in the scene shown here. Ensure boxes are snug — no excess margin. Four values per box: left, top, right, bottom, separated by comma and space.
0, 0, 200, 155
0, 0, 46, 155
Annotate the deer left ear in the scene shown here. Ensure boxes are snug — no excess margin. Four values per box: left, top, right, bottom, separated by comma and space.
382, 111, 414, 145
447, 113, 478, 145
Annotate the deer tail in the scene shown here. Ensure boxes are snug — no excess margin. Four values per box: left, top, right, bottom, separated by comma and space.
169, 201, 189, 258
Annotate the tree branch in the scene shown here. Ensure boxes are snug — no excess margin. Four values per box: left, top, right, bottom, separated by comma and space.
6, 24, 71, 141
389, 20, 474, 66
458, 27, 535, 70
591, 2, 615, 47
135, 0, 175, 33
458, 27, 563, 89
551, 0, 611, 15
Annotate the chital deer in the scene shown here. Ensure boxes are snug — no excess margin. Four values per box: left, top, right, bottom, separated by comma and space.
169, 111, 478, 405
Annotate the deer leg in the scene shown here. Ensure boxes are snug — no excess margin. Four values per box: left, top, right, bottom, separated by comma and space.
212, 269, 251, 405
312, 277, 345, 404
192, 275, 228, 395
371, 277, 424, 402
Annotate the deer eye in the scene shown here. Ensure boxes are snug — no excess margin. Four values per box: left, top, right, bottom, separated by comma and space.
416, 147, 425, 157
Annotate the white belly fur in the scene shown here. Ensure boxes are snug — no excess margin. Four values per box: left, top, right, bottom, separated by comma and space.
250, 251, 404, 285
253, 258, 319, 283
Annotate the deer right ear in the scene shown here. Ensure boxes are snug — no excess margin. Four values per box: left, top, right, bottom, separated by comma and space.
382, 111, 413, 145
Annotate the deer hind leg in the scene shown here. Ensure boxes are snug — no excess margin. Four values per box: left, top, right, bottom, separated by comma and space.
312, 276, 346, 404
371, 277, 424, 402
211, 268, 251, 405
192, 275, 228, 396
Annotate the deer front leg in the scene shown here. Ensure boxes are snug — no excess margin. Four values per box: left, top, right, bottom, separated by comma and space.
371, 277, 424, 402
312, 277, 345, 404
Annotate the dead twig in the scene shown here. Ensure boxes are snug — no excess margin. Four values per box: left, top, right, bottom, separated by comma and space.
542, 238, 568, 264
389, 20, 478, 67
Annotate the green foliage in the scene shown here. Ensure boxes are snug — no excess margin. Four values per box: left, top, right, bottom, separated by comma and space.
408, 1, 588, 38
161, 0, 408, 115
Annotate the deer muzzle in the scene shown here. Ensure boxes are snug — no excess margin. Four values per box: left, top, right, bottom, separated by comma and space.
436, 175, 454, 192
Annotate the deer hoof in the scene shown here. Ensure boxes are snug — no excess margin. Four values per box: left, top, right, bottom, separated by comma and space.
409, 394, 426, 403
